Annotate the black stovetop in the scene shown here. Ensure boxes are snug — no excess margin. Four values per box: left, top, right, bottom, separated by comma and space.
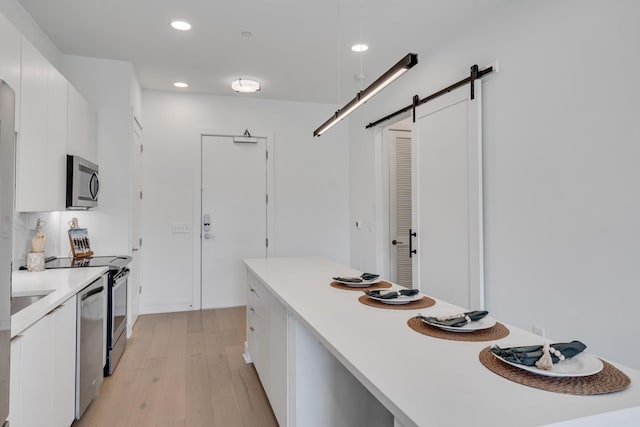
22, 255, 132, 270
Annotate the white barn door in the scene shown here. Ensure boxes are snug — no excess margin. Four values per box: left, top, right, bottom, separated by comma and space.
411, 83, 484, 309
389, 131, 413, 288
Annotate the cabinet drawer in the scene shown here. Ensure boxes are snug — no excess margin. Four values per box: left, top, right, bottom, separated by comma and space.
247, 273, 264, 295
248, 285, 261, 313
247, 303, 259, 320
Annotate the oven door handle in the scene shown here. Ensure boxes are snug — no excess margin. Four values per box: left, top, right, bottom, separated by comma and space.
113, 269, 130, 284
82, 286, 104, 301
113, 276, 128, 291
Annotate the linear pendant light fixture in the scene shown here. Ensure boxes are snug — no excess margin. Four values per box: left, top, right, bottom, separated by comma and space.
313, 53, 418, 137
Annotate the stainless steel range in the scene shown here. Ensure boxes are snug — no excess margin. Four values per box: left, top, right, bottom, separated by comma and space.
106, 266, 129, 375
41, 256, 132, 376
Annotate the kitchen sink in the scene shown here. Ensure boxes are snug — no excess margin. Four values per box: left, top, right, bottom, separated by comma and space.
11, 291, 53, 315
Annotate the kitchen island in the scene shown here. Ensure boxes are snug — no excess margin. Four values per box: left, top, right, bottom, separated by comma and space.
243, 256, 640, 427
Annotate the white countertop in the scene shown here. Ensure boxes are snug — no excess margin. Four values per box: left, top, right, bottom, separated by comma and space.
244, 256, 640, 427
11, 267, 108, 337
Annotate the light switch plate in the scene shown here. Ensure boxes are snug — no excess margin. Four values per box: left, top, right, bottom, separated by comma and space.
172, 223, 190, 233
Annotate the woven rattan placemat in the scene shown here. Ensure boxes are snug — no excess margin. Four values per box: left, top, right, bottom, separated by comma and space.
330, 280, 393, 291
407, 316, 510, 342
358, 294, 436, 310
478, 347, 631, 395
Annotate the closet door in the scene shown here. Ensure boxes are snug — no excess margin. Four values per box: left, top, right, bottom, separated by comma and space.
411, 83, 484, 309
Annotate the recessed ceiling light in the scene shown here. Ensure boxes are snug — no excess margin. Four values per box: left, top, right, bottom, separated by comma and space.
173, 82, 189, 88
231, 78, 261, 93
171, 20, 191, 31
351, 44, 369, 52
241, 31, 252, 37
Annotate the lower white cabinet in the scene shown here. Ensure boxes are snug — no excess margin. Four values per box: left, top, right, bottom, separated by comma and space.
10, 310, 54, 427
10, 295, 78, 427
246, 273, 287, 426
53, 296, 78, 427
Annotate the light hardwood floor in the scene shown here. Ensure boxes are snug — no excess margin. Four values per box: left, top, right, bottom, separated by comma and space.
73, 307, 278, 427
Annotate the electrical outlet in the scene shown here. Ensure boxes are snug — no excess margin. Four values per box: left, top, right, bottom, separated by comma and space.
172, 223, 190, 233
532, 325, 545, 337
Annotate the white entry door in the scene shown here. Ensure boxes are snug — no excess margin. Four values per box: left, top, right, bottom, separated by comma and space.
411, 83, 484, 309
201, 135, 268, 309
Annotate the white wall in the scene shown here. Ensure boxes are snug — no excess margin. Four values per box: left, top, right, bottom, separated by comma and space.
0, 0, 62, 69
349, 0, 640, 369
140, 91, 349, 313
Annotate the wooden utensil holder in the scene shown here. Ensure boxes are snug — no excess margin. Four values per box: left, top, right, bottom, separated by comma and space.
26, 252, 45, 272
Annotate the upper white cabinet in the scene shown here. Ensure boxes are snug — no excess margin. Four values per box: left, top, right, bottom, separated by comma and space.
67, 83, 97, 163
16, 37, 67, 212
0, 13, 21, 131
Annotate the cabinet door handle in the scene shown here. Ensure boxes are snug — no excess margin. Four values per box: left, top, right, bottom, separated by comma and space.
46, 304, 64, 316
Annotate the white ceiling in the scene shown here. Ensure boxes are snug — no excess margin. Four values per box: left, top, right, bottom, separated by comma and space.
18, 0, 508, 104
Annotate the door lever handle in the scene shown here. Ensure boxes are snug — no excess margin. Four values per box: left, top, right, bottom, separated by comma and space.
391, 240, 404, 246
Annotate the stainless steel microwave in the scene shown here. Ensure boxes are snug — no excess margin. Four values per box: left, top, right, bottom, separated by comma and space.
66, 154, 99, 209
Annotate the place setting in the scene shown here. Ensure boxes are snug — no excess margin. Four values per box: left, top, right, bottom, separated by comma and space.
357, 288, 436, 310
479, 340, 631, 395
407, 309, 510, 341
330, 273, 392, 291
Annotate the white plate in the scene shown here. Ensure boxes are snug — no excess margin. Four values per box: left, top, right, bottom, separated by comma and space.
492, 351, 603, 377
367, 293, 423, 304
334, 278, 381, 287
420, 315, 496, 332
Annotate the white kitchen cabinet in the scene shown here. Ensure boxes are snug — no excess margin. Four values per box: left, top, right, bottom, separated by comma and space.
67, 83, 97, 163
0, 13, 21, 131
16, 37, 68, 212
266, 291, 287, 425
53, 295, 78, 427
9, 332, 23, 426
12, 308, 54, 427
245, 272, 287, 426
10, 295, 78, 427
246, 282, 260, 366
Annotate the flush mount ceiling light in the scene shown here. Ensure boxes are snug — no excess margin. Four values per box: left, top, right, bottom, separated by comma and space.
351, 44, 369, 52
170, 20, 191, 31
231, 78, 261, 93
173, 82, 188, 88
313, 53, 418, 137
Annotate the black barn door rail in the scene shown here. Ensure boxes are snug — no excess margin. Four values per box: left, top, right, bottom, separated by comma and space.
365, 64, 494, 129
